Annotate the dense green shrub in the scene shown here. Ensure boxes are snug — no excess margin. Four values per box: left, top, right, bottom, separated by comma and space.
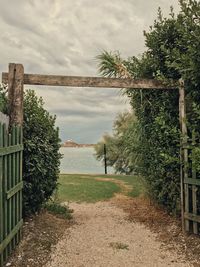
0, 87, 61, 216
0, 85, 8, 114
97, 0, 200, 213
23, 90, 61, 216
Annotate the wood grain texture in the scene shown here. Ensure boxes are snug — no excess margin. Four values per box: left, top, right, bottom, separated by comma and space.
179, 79, 189, 233
7, 64, 24, 127
2, 72, 176, 89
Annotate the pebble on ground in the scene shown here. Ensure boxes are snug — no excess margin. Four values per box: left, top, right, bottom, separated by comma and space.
46, 201, 191, 267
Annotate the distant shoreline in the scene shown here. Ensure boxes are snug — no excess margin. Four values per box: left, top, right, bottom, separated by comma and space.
61, 144, 95, 148
61, 139, 96, 148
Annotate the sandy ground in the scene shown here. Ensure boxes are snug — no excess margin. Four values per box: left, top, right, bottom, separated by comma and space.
46, 200, 191, 267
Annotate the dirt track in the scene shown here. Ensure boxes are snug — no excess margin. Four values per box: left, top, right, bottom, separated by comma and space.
46, 200, 191, 267
8, 178, 199, 267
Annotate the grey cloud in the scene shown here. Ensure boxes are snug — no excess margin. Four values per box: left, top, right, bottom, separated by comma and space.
51, 109, 110, 119
58, 117, 115, 144
0, 0, 180, 142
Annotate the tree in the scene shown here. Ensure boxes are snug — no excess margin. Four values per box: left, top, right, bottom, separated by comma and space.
23, 90, 62, 215
95, 112, 139, 174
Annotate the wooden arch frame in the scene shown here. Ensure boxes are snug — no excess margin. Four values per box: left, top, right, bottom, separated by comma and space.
1, 63, 198, 235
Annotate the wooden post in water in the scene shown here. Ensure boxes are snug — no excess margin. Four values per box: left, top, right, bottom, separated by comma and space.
179, 79, 188, 233
104, 144, 107, 175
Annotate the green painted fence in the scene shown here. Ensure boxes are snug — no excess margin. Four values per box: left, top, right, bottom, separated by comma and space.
0, 122, 23, 266
182, 131, 200, 234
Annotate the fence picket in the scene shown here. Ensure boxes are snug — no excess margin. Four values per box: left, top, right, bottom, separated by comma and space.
192, 131, 198, 234
0, 124, 3, 266
0, 123, 23, 266
3, 124, 8, 260
183, 131, 200, 235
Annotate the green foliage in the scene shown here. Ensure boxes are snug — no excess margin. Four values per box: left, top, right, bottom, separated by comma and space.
0, 88, 61, 216
96, 51, 123, 77
23, 90, 62, 216
0, 84, 8, 113
95, 112, 140, 174
109, 242, 129, 250
44, 202, 73, 220
192, 147, 200, 172
97, 0, 200, 213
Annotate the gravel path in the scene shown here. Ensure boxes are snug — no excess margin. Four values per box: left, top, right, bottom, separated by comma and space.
46, 201, 191, 267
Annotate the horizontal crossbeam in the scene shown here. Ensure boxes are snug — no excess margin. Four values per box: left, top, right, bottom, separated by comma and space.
184, 178, 200, 186
0, 144, 23, 156
0, 220, 23, 254
2, 72, 176, 90
6, 181, 23, 200
184, 212, 200, 223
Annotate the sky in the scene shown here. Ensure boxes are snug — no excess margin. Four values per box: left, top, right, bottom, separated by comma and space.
0, 0, 180, 143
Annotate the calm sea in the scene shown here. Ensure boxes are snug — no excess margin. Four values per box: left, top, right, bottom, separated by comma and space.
60, 147, 114, 174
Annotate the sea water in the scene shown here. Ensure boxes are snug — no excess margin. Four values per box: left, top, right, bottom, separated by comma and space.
60, 147, 114, 174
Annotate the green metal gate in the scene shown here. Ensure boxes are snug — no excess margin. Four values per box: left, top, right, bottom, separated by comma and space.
0, 121, 23, 266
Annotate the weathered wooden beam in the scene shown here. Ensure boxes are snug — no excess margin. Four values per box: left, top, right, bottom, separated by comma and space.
2, 72, 176, 89
7, 64, 24, 127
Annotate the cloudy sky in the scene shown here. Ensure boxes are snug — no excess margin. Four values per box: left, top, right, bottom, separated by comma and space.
0, 0, 180, 143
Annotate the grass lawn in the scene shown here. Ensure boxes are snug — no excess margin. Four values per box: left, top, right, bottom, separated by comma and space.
94, 174, 145, 198
57, 174, 145, 203
57, 174, 120, 203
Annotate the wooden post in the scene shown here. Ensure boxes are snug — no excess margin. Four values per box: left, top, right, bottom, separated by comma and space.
179, 79, 189, 233
104, 144, 107, 175
8, 64, 24, 127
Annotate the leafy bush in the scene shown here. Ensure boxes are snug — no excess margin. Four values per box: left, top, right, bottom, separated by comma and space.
97, 0, 200, 214
23, 90, 62, 216
0, 84, 8, 113
0, 88, 61, 216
